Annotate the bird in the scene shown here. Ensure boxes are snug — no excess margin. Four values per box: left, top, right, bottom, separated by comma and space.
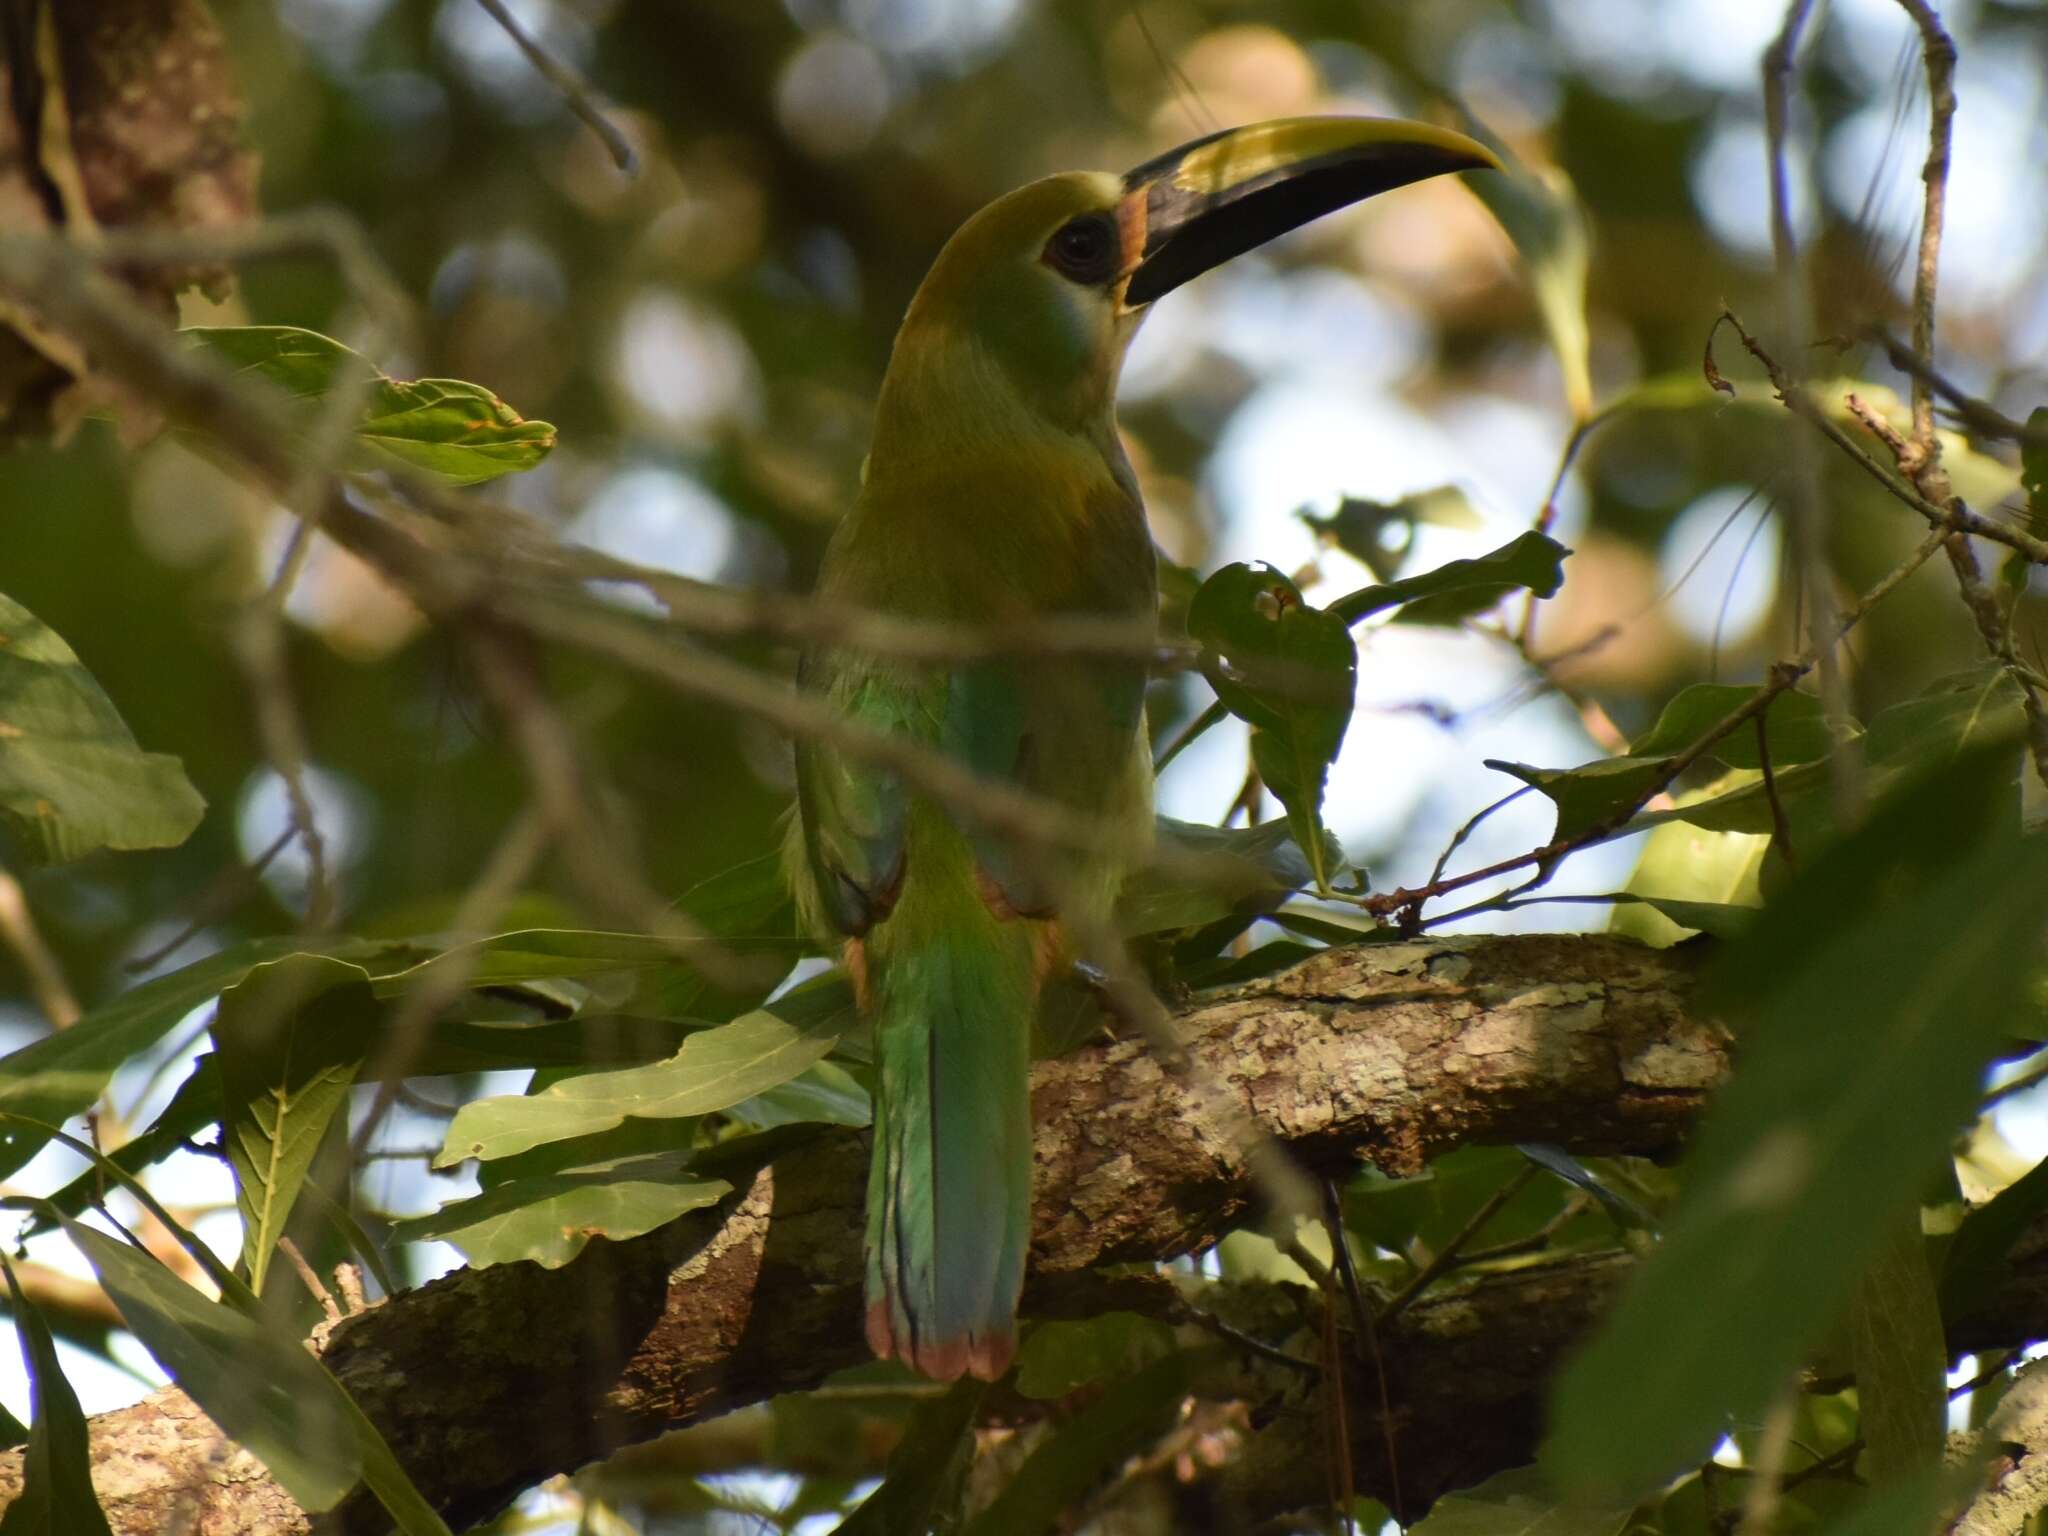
785, 115, 1500, 1382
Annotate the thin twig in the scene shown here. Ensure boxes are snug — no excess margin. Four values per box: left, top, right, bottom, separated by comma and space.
1379, 1164, 1539, 1325
1755, 712, 1797, 869
470, 0, 637, 173
349, 803, 551, 1159
277, 1236, 341, 1324
1364, 523, 1950, 922
1322, 1177, 1401, 1520
1763, 0, 1862, 817
1174, 1301, 1320, 1376
0, 871, 79, 1029
124, 826, 296, 973
1736, 1391, 1800, 1536
463, 632, 765, 991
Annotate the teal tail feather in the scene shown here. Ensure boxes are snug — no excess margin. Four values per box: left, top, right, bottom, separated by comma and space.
862, 870, 1036, 1382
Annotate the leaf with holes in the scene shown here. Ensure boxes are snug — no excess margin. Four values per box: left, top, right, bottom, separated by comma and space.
210, 955, 378, 1295
1188, 564, 1355, 890
185, 325, 555, 485
0, 591, 204, 866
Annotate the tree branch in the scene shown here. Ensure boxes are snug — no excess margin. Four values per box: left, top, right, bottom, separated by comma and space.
0, 933, 1724, 1532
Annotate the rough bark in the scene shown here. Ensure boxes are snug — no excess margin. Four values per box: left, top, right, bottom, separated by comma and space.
0, 933, 1736, 1531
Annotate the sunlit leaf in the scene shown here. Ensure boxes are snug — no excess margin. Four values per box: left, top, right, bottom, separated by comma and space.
1188, 564, 1356, 891
0, 1251, 112, 1536
1547, 749, 2048, 1498
1331, 532, 1571, 626
437, 1003, 856, 1165
210, 955, 377, 1295
1409, 1464, 1632, 1536
184, 325, 555, 485
0, 591, 204, 866
391, 1153, 729, 1268
1013, 1312, 1177, 1401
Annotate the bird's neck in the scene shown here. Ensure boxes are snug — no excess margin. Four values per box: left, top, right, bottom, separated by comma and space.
865, 318, 1129, 501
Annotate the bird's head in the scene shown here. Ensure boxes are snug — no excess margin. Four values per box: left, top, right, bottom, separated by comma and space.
882, 116, 1501, 443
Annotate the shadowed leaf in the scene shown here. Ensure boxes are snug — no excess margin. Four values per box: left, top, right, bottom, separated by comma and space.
0, 1251, 111, 1536
1332, 532, 1570, 627
1189, 564, 1356, 890
0, 591, 203, 866
1548, 748, 2048, 1498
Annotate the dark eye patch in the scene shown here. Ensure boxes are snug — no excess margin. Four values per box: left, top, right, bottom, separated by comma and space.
1042, 212, 1120, 285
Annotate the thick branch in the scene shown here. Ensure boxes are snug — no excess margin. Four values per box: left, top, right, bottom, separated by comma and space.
1, 934, 1722, 1532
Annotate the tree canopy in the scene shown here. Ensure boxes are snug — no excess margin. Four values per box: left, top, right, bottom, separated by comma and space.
1, 1, 2046, 1532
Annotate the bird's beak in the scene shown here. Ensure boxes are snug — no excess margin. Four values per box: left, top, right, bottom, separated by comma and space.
1118, 116, 1502, 309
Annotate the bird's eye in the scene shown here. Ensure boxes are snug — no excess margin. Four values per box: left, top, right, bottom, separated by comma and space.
1043, 213, 1119, 283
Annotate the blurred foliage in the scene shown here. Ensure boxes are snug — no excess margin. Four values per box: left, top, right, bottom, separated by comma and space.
3, 0, 2048, 1533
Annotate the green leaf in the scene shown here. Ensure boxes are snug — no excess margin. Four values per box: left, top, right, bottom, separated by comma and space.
1547, 750, 2048, 1498
184, 326, 555, 485
63, 1221, 361, 1511
0, 925, 724, 1180
1117, 816, 1344, 939
1331, 531, 1571, 626
1409, 1464, 1632, 1536
0, 591, 204, 865
0, 935, 412, 1181
391, 1152, 729, 1268
210, 956, 376, 1295
1602, 893, 1756, 939
832, 1379, 985, 1536
1188, 564, 1356, 890
437, 1003, 856, 1165
0, 1251, 113, 1536
1013, 1312, 1177, 1401
1485, 756, 1673, 844
1847, 1213, 1946, 1482
1939, 1155, 2048, 1322
1630, 685, 1834, 769
2022, 409, 2047, 531
1346, 1146, 1596, 1260
727, 1060, 871, 1129
23, 1056, 222, 1239
1631, 665, 2028, 845
962, 1350, 1196, 1536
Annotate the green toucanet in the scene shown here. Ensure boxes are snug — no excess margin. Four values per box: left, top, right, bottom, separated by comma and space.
786, 115, 1499, 1381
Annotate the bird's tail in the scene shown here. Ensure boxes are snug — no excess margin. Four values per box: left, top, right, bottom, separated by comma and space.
862, 855, 1036, 1382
